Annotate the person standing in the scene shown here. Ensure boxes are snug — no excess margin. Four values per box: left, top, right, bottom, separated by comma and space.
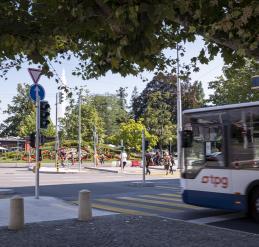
100, 154, 105, 165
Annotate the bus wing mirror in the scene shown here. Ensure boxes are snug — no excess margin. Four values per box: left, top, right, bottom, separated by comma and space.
182, 130, 193, 148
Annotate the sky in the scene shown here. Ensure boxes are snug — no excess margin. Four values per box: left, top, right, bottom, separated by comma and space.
0, 36, 224, 123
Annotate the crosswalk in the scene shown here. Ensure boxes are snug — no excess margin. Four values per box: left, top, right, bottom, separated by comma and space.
92, 192, 202, 215
73, 188, 203, 218
73, 185, 245, 225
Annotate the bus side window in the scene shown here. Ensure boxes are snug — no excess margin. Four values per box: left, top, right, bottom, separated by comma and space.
231, 124, 254, 168
182, 130, 193, 148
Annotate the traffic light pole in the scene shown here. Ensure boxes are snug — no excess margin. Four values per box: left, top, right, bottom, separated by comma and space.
176, 42, 182, 171
35, 87, 40, 199
55, 93, 59, 171
78, 91, 82, 171
93, 126, 97, 167
142, 129, 146, 184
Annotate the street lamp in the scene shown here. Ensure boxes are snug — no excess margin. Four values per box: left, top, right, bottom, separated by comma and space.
176, 42, 182, 170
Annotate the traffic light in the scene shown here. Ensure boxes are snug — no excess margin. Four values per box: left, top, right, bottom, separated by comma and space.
40, 101, 50, 129
39, 149, 42, 161
59, 92, 64, 104
29, 132, 36, 148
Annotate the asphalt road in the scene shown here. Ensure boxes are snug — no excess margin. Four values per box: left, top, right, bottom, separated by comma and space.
0, 166, 258, 234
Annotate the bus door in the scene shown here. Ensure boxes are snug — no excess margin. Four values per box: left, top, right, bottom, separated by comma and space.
198, 124, 232, 194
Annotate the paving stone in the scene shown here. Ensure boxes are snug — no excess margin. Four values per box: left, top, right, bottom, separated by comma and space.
0, 215, 259, 247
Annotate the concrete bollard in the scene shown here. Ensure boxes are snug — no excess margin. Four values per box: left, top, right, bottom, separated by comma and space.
78, 190, 92, 221
9, 196, 24, 230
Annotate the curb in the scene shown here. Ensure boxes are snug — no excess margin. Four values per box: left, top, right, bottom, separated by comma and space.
128, 181, 155, 187
84, 167, 119, 173
0, 188, 14, 195
28, 167, 87, 174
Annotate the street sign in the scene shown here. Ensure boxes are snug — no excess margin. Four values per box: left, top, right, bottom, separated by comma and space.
28, 68, 42, 84
29, 84, 45, 102
252, 75, 259, 89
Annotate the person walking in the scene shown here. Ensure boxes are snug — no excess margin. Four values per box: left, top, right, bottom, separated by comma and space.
169, 153, 175, 174
60, 148, 66, 167
145, 152, 152, 175
163, 151, 171, 175
121, 149, 128, 170
154, 151, 161, 166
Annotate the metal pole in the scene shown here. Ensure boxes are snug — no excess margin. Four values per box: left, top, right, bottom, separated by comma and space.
142, 129, 145, 183
93, 126, 97, 167
120, 139, 123, 172
78, 91, 82, 171
55, 93, 59, 170
35, 87, 40, 199
176, 42, 182, 171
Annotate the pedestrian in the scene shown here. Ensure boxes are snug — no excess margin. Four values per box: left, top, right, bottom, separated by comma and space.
100, 154, 105, 165
70, 151, 75, 166
154, 151, 161, 166
95, 153, 100, 167
60, 148, 66, 167
145, 152, 152, 175
169, 154, 175, 174
163, 151, 171, 175
121, 149, 128, 170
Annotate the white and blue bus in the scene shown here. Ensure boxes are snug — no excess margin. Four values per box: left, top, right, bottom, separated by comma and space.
181, 101, 259, 221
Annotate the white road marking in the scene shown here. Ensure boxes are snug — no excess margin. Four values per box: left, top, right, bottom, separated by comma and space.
187, 212, 244, 224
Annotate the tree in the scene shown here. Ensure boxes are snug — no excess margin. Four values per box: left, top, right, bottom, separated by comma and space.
91, 94, 129, 138
208, 60, 259, 105
19, 109, 55, 137
131, 73, 205, 148
61, 102, 104, 143
116, 87, 128, 111
130, 86, 139, 119
0, 1, 258, 79
110, 119, 158, 152
0, 83, 55, 137
0, 83, 34, 136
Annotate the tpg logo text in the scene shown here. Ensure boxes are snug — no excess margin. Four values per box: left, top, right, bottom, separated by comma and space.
201, 175, 228, 188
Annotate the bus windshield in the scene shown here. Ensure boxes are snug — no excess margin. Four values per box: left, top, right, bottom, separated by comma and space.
182, 104, 259, 179
182, 112, 226, 178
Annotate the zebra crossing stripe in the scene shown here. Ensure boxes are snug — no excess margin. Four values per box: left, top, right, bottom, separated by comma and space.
160, 193, 182, 198
96, 198, 182, 213
187, 212, 244, 224
92, 203, 155, 216
139, 194, 182, 202
118, 196, 201, 210
155, 185, 181, 191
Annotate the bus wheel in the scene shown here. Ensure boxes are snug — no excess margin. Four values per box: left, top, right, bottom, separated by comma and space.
250, 189, 259, 222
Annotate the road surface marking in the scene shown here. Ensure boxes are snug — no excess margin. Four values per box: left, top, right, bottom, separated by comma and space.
118, 196, 201, 209
92, 203, 156, 216
140, 194, 182, 202
160, 193, 181, 198
96, 198, 182, 213
155, 185, 181, 191
187, 212, 245, 224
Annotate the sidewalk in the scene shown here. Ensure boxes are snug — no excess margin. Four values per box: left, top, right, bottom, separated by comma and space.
84, 165, 180, 177
0, 213, 259, 247
0, 196, 116, 227
26, 163, 180, 177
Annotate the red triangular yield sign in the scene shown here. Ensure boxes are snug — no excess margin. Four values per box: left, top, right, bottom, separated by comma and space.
28, 68, 42, 84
